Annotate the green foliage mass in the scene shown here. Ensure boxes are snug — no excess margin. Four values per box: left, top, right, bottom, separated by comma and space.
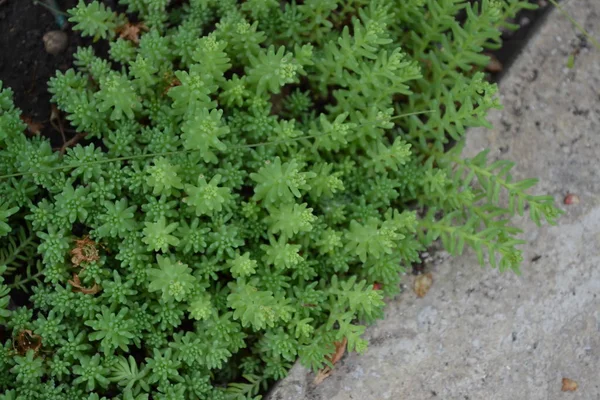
0, 0, 561, 398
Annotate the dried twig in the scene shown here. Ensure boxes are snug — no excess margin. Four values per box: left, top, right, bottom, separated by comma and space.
26, 61, 39, 94
314, 338, 348, 385
50, 104, 66, 144
58, 132, 87, 154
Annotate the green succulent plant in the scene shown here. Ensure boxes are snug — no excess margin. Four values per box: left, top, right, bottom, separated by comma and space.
0, 0, 561, 398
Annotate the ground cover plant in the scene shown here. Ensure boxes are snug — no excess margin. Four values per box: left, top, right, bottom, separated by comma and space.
0, 0, 562, 398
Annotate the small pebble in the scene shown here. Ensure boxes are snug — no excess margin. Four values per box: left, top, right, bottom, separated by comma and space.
564, 193, 580, 205
562, 378, 578, 392
485, 54, 503, 73
43, 30, 68, 55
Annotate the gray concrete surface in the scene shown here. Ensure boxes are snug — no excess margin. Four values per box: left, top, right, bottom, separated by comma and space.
267, 1, 600, 399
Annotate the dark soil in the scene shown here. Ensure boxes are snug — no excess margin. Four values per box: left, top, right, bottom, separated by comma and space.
0, 0, 83, 147
491, 0, 554, 82
0, 0, 553, 147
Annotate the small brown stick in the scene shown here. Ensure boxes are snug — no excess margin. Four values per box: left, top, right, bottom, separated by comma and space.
50, 104, 88, 154
26, 61, 39, 94
59, 132, 87, 154
50, 104, 67, 144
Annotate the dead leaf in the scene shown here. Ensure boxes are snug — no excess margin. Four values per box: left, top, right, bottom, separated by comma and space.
314, 338, 348, 385
70, 236, 100, 267
163, 77, 181, 95
327, 338, 348, 365
20, 116, 43, 135
562, 378, 578, 392
414, 272, 433, 298
13, 330, 42, 355
68, 273, 101, 295
117, 22, 148, 44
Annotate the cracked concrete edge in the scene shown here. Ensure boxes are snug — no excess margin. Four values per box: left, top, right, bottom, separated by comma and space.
267, 1, 600, 400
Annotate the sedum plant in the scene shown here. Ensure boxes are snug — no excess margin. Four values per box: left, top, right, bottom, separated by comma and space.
0, 0, 561, 398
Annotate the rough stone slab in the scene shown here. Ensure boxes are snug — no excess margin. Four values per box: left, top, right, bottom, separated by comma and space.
267, 1, 600, 399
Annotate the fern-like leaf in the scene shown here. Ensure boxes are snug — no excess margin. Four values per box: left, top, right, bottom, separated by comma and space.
10, 260, 43, 294
0, 224, 37, 274
225, 374, 263, 400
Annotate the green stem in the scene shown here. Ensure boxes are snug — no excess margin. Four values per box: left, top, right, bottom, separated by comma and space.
451, 156, 529, 203
548, 0, 600, 51
1, 231, 36, 272
0, 110, 434, 181
9, 270, 44, 290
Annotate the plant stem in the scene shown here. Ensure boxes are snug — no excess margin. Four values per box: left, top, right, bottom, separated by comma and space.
548, 0, 600, 51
